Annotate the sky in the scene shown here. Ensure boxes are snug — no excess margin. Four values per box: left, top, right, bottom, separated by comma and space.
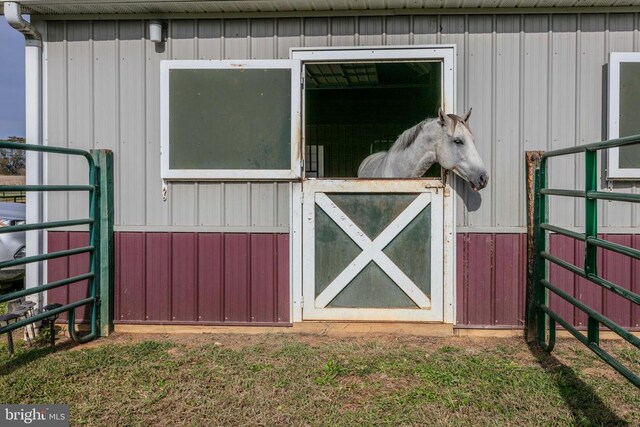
0, 17, 25, 139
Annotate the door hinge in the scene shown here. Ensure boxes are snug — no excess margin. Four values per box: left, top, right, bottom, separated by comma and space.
300, 159, 305, 174
299, 296, 304, 308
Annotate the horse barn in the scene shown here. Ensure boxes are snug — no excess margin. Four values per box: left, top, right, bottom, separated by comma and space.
2, 0, 640, 335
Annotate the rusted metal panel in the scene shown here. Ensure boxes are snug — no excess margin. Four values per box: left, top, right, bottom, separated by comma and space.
171, 233, 198, 321
145, 233, 172, 321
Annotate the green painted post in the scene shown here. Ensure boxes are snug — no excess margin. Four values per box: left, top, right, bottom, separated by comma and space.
585, 149, 598, 276
92, 150, 114, 337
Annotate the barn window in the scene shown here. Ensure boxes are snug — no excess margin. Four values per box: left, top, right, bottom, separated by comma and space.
607, 52, 640, 179
292, 47, 456, 180
161, 60, 301, 180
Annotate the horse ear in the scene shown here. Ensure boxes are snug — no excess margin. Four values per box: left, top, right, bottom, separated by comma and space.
437, 107, 447, 126
461, 108, 472, 122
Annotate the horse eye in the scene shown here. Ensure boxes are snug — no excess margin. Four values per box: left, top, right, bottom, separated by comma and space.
454, 138, 464, 145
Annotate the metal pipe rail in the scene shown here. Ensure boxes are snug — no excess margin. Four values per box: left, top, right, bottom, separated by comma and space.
0, 140, 100, 345
532, 133, 640, 388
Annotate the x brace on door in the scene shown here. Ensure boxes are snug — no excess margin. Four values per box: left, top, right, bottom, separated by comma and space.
314, 193, 432, 308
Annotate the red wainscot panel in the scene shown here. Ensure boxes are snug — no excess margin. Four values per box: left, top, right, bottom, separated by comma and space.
456, 233, 639, 329
114, 232, 290, 325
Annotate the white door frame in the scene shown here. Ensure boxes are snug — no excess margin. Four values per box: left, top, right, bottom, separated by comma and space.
289, 46, 457, 323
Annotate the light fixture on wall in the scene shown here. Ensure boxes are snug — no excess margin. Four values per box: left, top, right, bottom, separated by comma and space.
149, 20, 165, 43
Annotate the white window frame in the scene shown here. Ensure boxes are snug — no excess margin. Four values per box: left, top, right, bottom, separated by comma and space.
607, 52, 640, 179
160, 60, 302, 180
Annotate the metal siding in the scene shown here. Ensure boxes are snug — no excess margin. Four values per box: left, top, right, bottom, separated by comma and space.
276, 233, 290, 322
385, 15, 411, 45
198, 19, 224, 59
467, 16, 494, 228
548, 233, 577, 324
47, 232, 70, 320
171, 233, 198, 320
119, 21, 146, 225
145, 233, 172, 321
46, 21, 69, 223
116, 232, 145, 321
251, 18, 276, 59
304, 17, 329, 47
44, 15, 640, 232
358, 16, 384, 46
224, 234, 250, 321
197, 233, 224, 321
495, 16, 522, 228
224, 19, 249, 59
250, 234, 276, 321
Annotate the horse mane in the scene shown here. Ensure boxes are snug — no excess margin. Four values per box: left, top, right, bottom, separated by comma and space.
389, 114, 469, 153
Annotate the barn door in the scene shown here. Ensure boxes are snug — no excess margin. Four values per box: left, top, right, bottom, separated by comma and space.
302, 180, 444, 321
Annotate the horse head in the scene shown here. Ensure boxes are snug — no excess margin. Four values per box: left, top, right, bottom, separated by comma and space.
435, 108, 489, 191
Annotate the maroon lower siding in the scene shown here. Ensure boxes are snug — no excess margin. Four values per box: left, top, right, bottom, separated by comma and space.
48, 231, 637, 328
456, 233, 640, 329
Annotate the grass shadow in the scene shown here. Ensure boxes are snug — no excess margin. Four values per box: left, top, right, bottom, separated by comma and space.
527, 340, 629, 426
0, 335, 80, 376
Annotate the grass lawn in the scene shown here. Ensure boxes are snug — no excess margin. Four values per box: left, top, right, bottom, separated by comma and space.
0, 332, 638, 426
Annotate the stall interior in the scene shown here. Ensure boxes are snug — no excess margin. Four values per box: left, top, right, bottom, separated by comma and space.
304, 61, 443, 179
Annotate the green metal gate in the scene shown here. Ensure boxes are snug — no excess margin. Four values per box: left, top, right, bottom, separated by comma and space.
0, 141, 113, 343
530, 134, 640, 388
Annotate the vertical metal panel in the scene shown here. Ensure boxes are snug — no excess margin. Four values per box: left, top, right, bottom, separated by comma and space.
495, 16, 522, 228
145, 25, 170, 226
601, 234, 634, 327
46, 21, 69, 223
224, 19, 249, 59
276, 18, 302, 59
251, 18, 276, 59
224, 183, 249, 227
197, 19, 223, 59
224, 233, 250, 321
68, 232, 91, 322
171, 233, 197, 320
66, 22, 92, 219
250, 183, 276, 227
413, 16, 439, 45
171, 182, 197, 225
197, 233, 224, 321
303, 17, 329, 47
385, 16, 410, 45
466, 16, 494, 228
493, 233, 526, 326
549, 15, 578, 228
548, 234, 577, 324
117, 232, 145, 321
170, 20, 196, 59
358, 16, 383, 46
250, 234, 276, 321
331, 16, 356, 46
523, 15, 549, 153
276, 182, 290, 227
633, 235, 640, 328
47, 232, 69, 320
277, 233, 290, 322
145, 233, 171, 321
198, 183, 223, 226
119, 21, 146, 225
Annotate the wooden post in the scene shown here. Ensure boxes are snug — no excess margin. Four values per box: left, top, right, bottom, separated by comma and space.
525, 151, 543, 342
92, 150, 114, 337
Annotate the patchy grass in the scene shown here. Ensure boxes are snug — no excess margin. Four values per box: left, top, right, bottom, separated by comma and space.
0, 333, 638, 426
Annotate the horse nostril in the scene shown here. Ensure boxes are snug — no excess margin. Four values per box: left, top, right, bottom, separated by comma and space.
480, 173, 488, 186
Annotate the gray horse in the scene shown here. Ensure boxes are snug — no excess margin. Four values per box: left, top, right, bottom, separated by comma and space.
357, 108, 489, 191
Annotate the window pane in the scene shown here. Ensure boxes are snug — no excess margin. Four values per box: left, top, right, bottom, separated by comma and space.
169, 69, 291, 170
619, 62, 640, 169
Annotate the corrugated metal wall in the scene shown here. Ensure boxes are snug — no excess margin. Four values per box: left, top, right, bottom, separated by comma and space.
43, 14, 640, 231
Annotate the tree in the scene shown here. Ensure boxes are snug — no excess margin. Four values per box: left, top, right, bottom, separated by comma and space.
0, 136, 26, 175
